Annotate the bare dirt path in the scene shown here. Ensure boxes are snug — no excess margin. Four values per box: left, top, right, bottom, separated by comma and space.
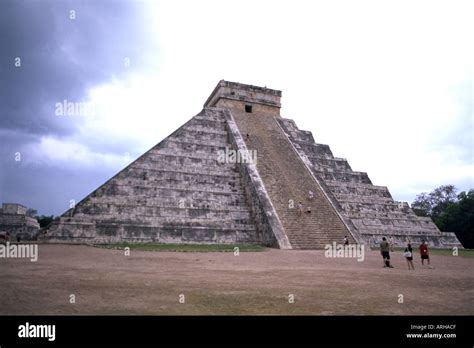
1, 245, 473, 315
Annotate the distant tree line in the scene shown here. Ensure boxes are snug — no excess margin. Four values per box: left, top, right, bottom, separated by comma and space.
35, 215, 55, 228
412, 185, 474, 248
27, 209, 55, 228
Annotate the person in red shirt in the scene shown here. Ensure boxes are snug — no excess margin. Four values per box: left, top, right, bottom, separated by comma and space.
419, 240, 430, 266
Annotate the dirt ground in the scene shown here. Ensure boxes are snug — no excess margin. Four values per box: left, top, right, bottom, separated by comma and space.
1, 245, 473, 315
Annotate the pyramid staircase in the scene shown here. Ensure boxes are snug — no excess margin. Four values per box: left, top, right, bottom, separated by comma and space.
231, 111, 354, 249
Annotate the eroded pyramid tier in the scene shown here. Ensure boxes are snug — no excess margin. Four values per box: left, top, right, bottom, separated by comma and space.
277, 118, 460, 248
46, 109, 260, 244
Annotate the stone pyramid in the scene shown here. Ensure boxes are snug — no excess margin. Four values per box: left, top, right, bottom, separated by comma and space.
46, 80, 460, 249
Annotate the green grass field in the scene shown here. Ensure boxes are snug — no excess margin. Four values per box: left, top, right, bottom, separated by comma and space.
94, 242, 268, 252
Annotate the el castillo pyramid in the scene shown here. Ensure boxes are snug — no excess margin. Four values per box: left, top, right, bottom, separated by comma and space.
46, 80, 460, 249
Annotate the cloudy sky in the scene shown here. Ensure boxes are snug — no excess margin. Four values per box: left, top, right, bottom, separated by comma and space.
0, 0, 472, 216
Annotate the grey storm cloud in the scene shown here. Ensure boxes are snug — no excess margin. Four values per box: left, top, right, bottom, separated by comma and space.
0, 0, 156, 137
0, 0, 158, 215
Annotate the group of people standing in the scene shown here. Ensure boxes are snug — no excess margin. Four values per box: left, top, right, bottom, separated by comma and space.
380, 237, 431, 270
294, 190, 433, 272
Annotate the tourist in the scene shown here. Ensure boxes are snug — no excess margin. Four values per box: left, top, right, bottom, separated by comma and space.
297, 202, 303, 216
0, 231, 10, 243
306, 206, 311, 214
419, 240, 430, 267
308, 190, 314, 200
404, 243, 415, 270
380, 237, 393, 268
343, 236, 349, 246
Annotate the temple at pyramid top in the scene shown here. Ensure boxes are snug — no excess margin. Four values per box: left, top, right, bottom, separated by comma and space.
204, 80, 282, 116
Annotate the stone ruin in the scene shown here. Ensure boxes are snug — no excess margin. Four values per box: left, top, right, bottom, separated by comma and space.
0, 203, 40, 241
46, 80, 461, 249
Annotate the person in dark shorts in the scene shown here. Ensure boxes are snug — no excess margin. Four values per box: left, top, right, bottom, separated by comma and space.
297, 202, 303, 216
404, 243, 415, 270
343, 236, 349, 246
380, 237, 393, 268
419, 240, 430, 266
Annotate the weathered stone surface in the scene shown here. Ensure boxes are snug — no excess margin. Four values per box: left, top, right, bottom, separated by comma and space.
277, 117, 461, 248
0, 203, 40, 240
222, 108, 291, 249
46, 108, 261, 245
45, 80, 461, 249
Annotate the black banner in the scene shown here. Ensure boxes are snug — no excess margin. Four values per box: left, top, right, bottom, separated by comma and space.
0, 315, 472, 346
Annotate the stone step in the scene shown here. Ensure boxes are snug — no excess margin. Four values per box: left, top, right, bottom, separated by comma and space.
114, 168, 241, 181
74, 205, 253, 219
129, 163, 240, 177
104, 177, 247, 193
85, 196, 252, 208
87, 183, 249, 199
180, 125, 228, 136
66, 215, 256, 229
165, 138, 229, 150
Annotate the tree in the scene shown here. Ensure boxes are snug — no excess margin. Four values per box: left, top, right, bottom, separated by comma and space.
411, 185, 458, 219
35, 215, 55, 228
436, 190, 474, 248
411, 192, 431, 217
412, 185, 474, 248
26, 208, 37, 217
429, 185, 458, 221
